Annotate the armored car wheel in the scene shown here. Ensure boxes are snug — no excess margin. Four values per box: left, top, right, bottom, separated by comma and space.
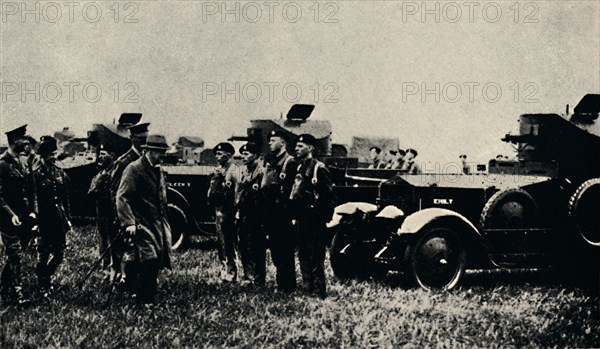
480, 188, 538, 229
568, 178, 600, 247
330, 231, 356, 280
168, 203, 188, 250
409, 227, 466, 291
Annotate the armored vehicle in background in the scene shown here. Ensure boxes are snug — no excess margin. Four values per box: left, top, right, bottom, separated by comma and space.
329, 94, 600, 290
58, 113, 144, 218
166, 104, 354, 248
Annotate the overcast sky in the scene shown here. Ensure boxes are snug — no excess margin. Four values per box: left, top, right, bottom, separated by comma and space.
1, 0, 598, 165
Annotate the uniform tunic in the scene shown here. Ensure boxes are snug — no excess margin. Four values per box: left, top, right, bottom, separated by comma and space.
261, 151, 297, 292
33, 161, 70, 288
289, 157, 334, 297
235, 160, 265, 284
207, 160, 239, 279
0, 150, 37, 295
88, 167, 114, 269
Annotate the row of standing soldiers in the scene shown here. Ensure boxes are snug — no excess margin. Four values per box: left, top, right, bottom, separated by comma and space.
208, 131, 335, 298
0, 125, 71, 305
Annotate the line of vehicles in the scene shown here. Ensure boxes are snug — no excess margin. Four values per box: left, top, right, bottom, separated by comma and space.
58, 94, 600, 290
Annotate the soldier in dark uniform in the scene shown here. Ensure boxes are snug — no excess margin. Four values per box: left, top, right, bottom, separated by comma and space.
402, 148, 422, 175
108, 122, 149, 285
0, 125, 38, 305
261, 130, 297, 293
368, 146, 386, 169
289, 134, 335, 299
207, 142, 239, 282
235, 143, 265, 286
116, 135, 172, 305
33, 136, 71, 296
88, 150, 116, 274
19, 135, 40, 249
386, 149, 406, 170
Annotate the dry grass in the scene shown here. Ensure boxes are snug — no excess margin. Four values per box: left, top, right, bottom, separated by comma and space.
1, 224, 598, 348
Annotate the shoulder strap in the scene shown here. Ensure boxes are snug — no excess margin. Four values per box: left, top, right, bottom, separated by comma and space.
281, 154, 293, 174
312, 160, 324, 185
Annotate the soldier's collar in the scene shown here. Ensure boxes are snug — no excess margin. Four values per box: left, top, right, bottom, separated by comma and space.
6, 148, 19, 161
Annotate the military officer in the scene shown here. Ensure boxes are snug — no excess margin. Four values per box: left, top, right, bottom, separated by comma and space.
207, 142, 239, 282
235, 143, 265, 286
261, 130, 297, 293
402, 148, 422, 175
19, 135, 40, 249
33, 136, 71, 296
0, 125, 38, 305
109, 121, 149, 285
116, 134, 172, 305
386, 149, 406, 170
289, 134, 335, 299
368, 146, 386, 169
88, 150, 116, 273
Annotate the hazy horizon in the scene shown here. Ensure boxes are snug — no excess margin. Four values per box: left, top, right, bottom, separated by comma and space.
1, 1, 598, 165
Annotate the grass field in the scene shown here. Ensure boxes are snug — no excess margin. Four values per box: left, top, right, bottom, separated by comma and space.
1, 224, 599, 348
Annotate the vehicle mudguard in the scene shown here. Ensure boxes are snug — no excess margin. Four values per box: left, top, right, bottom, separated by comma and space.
327, 202, 378, 228
397, 208, 478, 236
397, 208, 490, 267
167, 187, 202, 235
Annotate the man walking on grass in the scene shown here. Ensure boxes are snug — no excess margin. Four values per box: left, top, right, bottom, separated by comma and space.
116, 134, 172, 305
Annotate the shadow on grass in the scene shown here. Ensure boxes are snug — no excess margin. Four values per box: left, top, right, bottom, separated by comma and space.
337, 268, 600, 296
56, 276, 307, 314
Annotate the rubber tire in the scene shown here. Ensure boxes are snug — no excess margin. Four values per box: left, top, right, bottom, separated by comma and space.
480, 188, 538, 229
168, 203, 188, 251
329, 230, 356, 280
409, 227, 466, 291
568, 178, 600, 247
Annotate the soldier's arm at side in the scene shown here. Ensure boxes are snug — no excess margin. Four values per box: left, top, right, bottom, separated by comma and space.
28, 166, 38, 216
0, 163, 17, 219
62, 170, 72, 219
317, 165, 334, 198
116, 165, 137, 229
109, 161, 124, 201
283, 157, 298, 194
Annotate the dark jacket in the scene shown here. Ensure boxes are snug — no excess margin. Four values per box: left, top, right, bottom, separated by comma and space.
289, 157, 335, 223
110, 147, 141, 204
207, 160, 239, 215
261, 151, 297, 206
235, 161, 264, 216
33, 161, 71, 234
0, 150, 37, 232
116, 156, 172, 269
88, 168, 113, 223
